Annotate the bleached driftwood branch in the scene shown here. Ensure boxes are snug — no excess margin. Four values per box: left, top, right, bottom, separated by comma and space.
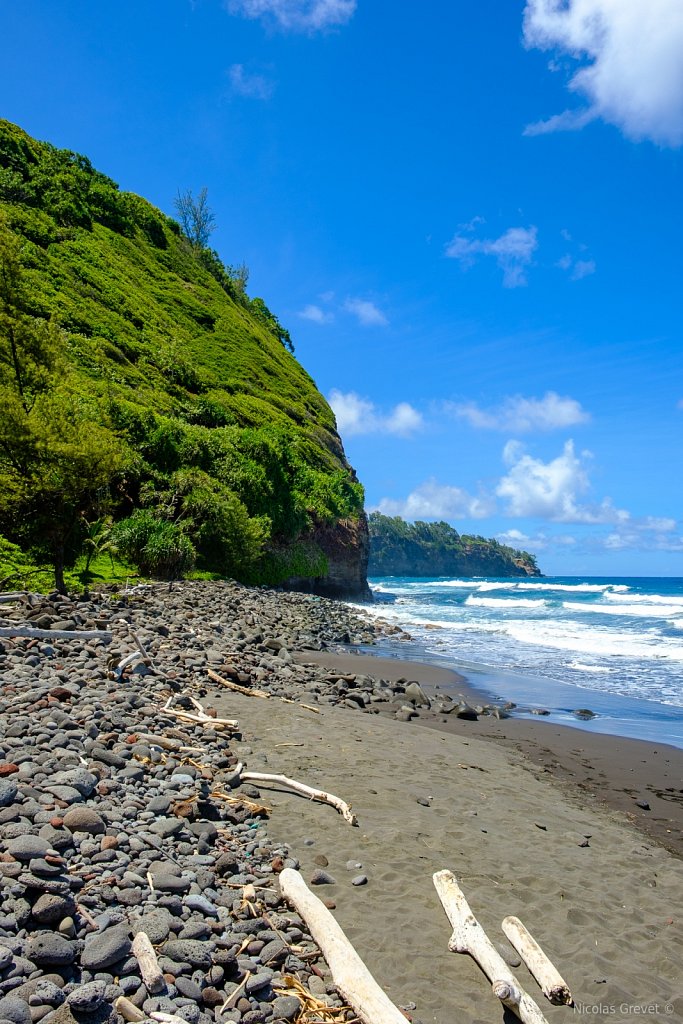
433, 870, 549, 1024
162, 695, 238, 731
0, 626, 112, 642
279, 869, 407, 1024
502, 916, 573, 1006
240, 770, 358, 826
131, 932, 165, 994
207, 669, 320, 713
208, 668, 269, 699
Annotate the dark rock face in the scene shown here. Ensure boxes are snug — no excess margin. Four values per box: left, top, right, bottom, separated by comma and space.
285, 514, 372, 600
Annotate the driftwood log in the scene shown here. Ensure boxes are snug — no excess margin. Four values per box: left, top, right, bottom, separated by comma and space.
208, 668, 269, 699
502, 916, 573, 1005
162, 695, 238, 731
279, 869, 407, 1024
433, 870, 549, 1024
131, 932, 165, 994
240, 770, 358, 826
208, 669, 320, 713
0, 626, 112, 642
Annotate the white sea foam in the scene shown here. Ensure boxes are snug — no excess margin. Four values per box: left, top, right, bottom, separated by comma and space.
487, 619, 683, 661
476, 581, 518, 591
668, 619, 683, 630
427, 580, 483, 589
516, 582, 628, 593
566, 661, 613, 674
604, 591, 683, 606
466, 596, 543, 610
563, 600, 683, 619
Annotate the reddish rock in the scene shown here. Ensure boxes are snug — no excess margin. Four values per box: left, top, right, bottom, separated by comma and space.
0, 764, 19, 777
50, 817, 64, 828
201, 988, 224, 1008
49, 687, 73, 701
101, 836, 118, 851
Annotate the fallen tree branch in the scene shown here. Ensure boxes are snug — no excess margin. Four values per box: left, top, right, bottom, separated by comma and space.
502, 916, 573, 1006
240, 770, 357, 826
279, 869, 407, 1024
162, 695, 238, 731
207, 668, 320, 713
0, 626, 112, 642
208, 668, 269, 698
433, 870, 548, 1024
218, 971, 251, 1014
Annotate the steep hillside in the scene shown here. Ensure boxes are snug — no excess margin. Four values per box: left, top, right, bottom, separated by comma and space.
368, 513, 541, 577
0, 119, 368, 595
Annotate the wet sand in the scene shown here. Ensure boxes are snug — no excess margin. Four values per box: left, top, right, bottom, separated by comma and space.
294, 650, 683, 859
212, 665, 683, 1024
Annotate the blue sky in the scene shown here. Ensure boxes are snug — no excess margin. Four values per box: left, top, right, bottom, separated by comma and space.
2, 0, 682, 575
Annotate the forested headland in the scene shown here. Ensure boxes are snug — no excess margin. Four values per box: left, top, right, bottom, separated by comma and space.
368, 513, 541, 577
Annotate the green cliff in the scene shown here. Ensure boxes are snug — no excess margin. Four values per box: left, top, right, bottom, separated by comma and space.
368, 513, 541, 577
0, 119, 368, 595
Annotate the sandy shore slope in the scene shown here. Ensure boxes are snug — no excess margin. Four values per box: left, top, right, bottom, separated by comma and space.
211, 670, 683, 1024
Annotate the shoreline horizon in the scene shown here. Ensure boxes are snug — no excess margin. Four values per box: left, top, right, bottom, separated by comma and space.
356, 573, 683, 750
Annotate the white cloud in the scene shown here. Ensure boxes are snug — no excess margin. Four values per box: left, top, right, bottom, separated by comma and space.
523, 0, 683, 146
226, 0, 356, 31
344, 298, 389, 327
446, 225, 538, 288
496, 529, 577, 551
298, 303, 334, 324
450, 391, 590, 433
497, 439, 628, 523
557, 254, 597, 279
375, 479, 492, 520
604, 516, 683, 552
329, 390, 423, 438
228, 64, 275, 99
571, 258, 596, 280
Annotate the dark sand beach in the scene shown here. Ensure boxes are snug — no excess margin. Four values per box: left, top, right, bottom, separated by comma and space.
217, 665, 683, 1024
294, 650, 683, 859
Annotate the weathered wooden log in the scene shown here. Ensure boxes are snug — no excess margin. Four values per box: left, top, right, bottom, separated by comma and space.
433, 870, 548, 1024
502, 916, 573, 1005
115, 996, 146, 1022
279, 869, 407, 1024
131, 932, 165, 994
208, 668, 269, 698
150, 1014, 189, 1024
0, 626, 112, 641
240, 770, 357, 826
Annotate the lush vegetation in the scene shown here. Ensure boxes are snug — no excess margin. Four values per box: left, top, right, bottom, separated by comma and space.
368, 513, 541, 578
0, 119, 363, 591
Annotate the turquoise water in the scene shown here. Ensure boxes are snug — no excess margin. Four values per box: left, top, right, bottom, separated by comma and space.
352, 576, 683, 748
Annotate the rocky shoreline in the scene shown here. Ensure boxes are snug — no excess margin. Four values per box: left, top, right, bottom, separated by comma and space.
0, 580, 409, 1024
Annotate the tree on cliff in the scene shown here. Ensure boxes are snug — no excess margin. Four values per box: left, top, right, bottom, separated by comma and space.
0, 213, 123, 592
174, 186, 216, 248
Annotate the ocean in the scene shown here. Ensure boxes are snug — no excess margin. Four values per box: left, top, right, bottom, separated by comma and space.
352, 576, 683, 750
